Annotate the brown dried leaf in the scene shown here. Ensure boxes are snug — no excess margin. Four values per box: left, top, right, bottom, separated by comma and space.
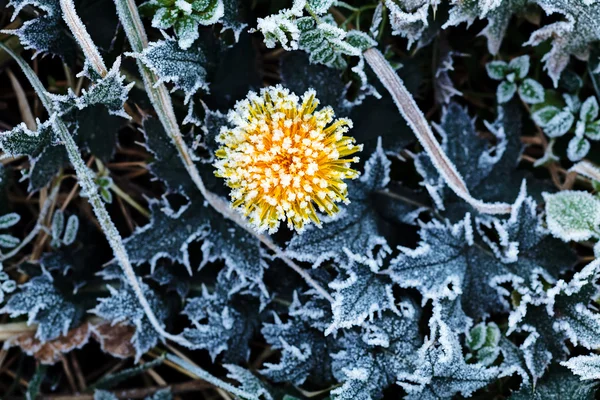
90, 322, 136, 359
10, 323, 91, 364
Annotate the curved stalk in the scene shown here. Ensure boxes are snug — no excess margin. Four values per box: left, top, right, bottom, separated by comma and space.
364, 48, 512, 215
0, 42, 192, 347
61, 0, 334, 303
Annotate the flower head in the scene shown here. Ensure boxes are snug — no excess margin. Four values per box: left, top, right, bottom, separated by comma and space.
214, 85, 363, 233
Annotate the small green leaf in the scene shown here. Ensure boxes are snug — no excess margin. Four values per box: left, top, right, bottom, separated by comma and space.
508, 55, 530, 80
497, 80, 517, 103
0, 234, 20, 249
51, 210, 65, 240
567, 135, 591, 161
486, 61, 508, 80
532, 106, 574, 138
63, 215, 79, 246
518, 78, 545, 104
580, 96, 599, 122
467, 323, 487, 351
544, 190, 600, 242
0, 213, 20, 230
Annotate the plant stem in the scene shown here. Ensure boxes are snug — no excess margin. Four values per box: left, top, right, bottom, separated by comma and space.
364, 48, 513, 215
59, 0, 334, 302
165, 353, 260, 400
0, 42, 191, 347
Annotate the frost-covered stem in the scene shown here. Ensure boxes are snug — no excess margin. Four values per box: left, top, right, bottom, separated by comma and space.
0, 185, 59, 262
570, 160, 600, 183
165, 353, 260, 400
0, 42, 191, 347
109, 0, 335, 303
60, 0, 108, 76
364, 48, 512, 215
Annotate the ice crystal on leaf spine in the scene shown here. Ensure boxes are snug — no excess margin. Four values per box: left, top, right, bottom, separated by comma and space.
214, 85, 363, 233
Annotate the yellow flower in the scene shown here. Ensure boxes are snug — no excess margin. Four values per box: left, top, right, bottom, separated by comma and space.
214, 85, 363, 233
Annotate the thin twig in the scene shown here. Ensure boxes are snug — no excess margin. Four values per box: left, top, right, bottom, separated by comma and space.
364, 48, 513, 214
0, 43, 192, 348
62, 0, 334, 303
6, 68, 36, 130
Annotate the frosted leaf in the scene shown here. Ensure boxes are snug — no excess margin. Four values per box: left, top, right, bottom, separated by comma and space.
509, 55, 531, 79
135, 39, 208, 104
510, 364, 596, 399
0, 234, 20, 249
141, 117, 265, 281
497, 80, 517, 103
255, 8, 302, 51
384, 0, 432, 48
0, 274, 82, 342
414, 101, 524, 211
0, 118, 54, 157
390, 192, 575, 319
562, 354, 600, 380
331, 308, 422, 399
94, 390, 117, 400
434, 40, 463, 105
286, 140, 393, 268
388, 213, 511, 317
486, 60, 509, 80
466, 322, 501, 366
0, 213, 20, 230
124, 200, 208, 274
62, 215, 79, 246
261, 306, 333, 385
326, 254, 395, 334
518, 78, 545, 104
182, 270, 261, 362
50, 58, 133, 119
543, 190, 600, 242
507, 261, 600, 382
141, 0, 223, 49
280, 51, 353, 116
345, 30, 377, 52
4, 12, 77, 60
297, 16, 361, 69
219, 0, 247, 41
531, 106, 574, 138
445, 0, 527, 55
526, 0, 600, 86
566, 135, 590, 161
399, 325, 498, 400
497, 336, 531, 387
580, 96, 599, 121
223, 365, 273, 400
306, 0, 333, 14
90, 282, 168, 360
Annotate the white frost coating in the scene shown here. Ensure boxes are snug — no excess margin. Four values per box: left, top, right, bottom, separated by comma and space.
133, 38, 209, 104
543, 190, 600, 242
325, 250, 393, 335
60, 0, 108, 76
113, 0, 334, 304
569, 160, 600, 182
562, 354, 600, 380
255, 9, 302, 51
0, 42, 194, 348
384, 0, 430, 48
525, 0, 600, 87
364, 48, 512, 215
